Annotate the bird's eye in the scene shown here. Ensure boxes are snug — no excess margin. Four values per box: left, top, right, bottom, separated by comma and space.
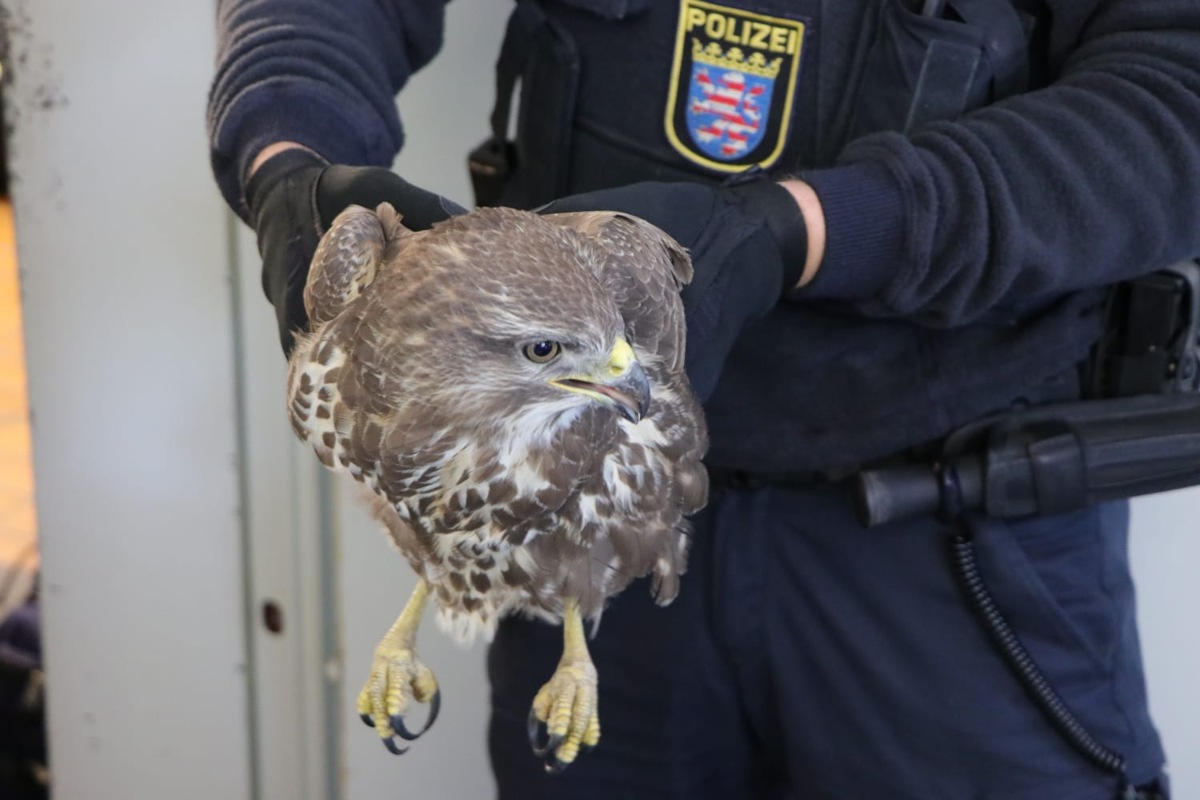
523, 340, 561, 363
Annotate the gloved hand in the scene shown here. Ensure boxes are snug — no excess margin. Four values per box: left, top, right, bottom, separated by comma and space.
538, 178, 808, 400
244, 148, 467, 354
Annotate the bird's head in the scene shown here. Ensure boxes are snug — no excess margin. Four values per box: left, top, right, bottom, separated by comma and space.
442, 284, 654, 431
388, 208, 655, 428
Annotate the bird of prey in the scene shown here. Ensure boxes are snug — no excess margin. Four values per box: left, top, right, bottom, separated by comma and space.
285, 202, 708, 771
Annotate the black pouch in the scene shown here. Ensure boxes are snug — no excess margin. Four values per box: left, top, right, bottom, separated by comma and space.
542, 0, 647, 17
468, 0, 581, 209
847, 0, 1031, 139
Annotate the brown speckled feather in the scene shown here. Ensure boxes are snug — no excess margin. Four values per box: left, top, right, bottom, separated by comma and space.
541, 212, 693, 375
287, 203, 708, 641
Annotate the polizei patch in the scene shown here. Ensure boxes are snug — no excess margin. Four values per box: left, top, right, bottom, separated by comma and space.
665, 0, 807, 172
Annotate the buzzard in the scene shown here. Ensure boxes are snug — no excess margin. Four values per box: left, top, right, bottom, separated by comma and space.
285, 202, 708, 771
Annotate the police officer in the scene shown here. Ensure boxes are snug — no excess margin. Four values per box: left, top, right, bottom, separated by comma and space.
208, 0, 1199, 796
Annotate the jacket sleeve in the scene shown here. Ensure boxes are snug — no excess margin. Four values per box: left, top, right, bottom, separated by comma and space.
206, 0, 450, 220
800, 0, 1200, 326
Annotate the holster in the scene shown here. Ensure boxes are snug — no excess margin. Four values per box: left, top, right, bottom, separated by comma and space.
467, 0, 580, 208
1087, 260, 1200, 398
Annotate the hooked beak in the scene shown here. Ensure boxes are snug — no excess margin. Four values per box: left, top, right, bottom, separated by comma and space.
550, 336, 652, 423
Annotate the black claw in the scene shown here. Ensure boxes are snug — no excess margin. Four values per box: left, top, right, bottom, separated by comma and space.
527, 707, 564, 759
580, 741, 595, 755
360, 713, 374, 728
391, 687, 442, 741
381, 737, 409, 756
527, 707, 544, 753
429, 687, 442, 725
390, 716, 413, 740
543, 758, 569, 775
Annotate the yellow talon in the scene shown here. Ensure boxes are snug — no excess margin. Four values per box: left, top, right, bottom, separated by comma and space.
358, 580, 441, 753
528, 599, 600, 772
583, 708, 601, 748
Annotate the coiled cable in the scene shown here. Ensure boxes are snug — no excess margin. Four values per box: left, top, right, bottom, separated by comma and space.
950, 533, 1127, 775
939, 461, 1129, 779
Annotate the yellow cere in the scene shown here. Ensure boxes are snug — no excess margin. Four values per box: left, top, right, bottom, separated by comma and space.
607, 337, 636, 377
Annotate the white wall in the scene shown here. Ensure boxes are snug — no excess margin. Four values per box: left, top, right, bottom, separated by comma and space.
5, 0, 252, 797
1131, 490, 1200, 793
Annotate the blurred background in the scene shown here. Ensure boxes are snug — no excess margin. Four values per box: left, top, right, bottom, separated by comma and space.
0, 1, 1194, 798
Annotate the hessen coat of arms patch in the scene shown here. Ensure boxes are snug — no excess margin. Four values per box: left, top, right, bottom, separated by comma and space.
665, 0, 807, 172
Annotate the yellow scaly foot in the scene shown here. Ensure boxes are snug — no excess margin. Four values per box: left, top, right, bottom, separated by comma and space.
527, 598, 601, 773
357, 579, 441, 754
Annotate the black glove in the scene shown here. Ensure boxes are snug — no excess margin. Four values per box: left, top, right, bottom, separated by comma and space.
244, 148, 467, 355
538, 178, 808, 400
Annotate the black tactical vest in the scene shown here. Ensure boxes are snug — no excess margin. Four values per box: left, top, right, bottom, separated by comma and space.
477, 0, 1105, 473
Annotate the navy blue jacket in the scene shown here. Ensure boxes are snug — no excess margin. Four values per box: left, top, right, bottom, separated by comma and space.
208, 0, 1200, 471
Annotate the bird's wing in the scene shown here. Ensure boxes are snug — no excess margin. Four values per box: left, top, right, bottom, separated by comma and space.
541, 211, 692, 375
304, 202, 409, 326
291, 203, 462, 509
543, 211, 709, 555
